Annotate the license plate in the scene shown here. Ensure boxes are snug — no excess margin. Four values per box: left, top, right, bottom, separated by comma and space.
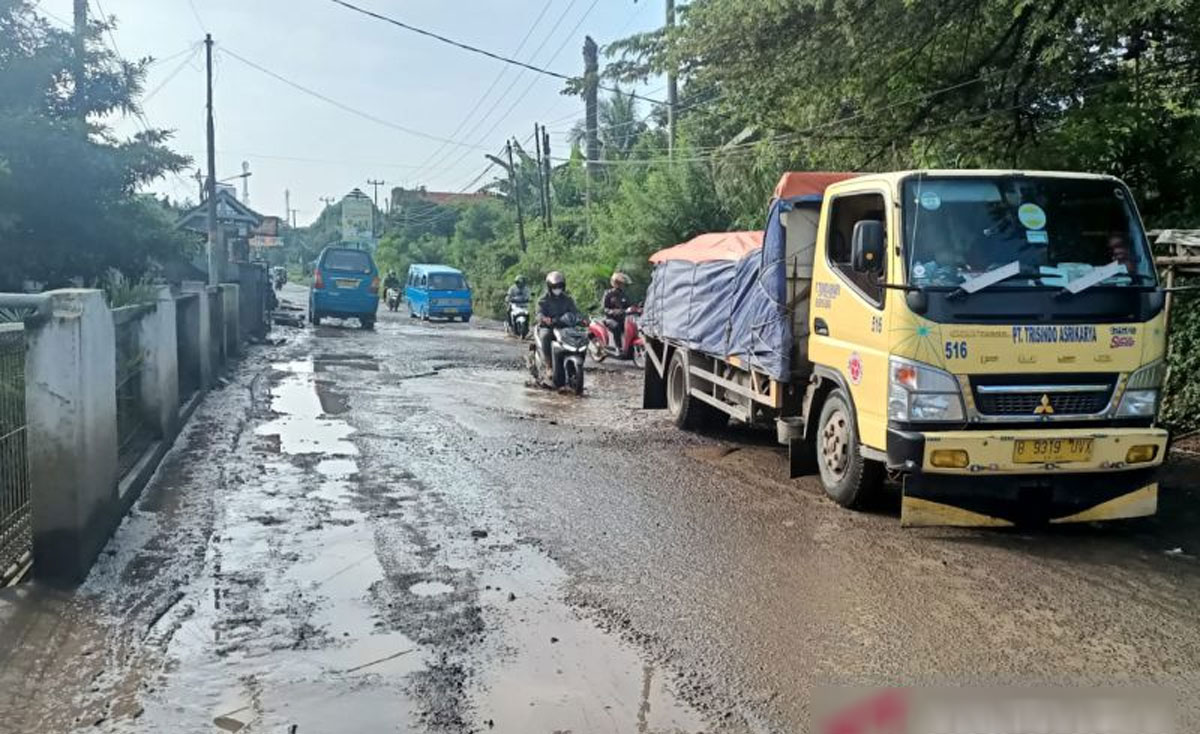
335, 278, 359, 289
1013, 438, 1094, 464
443, 307, 458, 313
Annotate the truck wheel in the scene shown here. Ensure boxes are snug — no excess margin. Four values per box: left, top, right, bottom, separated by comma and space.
816, 389, 882, 508
666, 350, 719, 430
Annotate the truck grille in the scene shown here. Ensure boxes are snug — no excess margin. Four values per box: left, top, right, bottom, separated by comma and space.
970, 374, 1117, 417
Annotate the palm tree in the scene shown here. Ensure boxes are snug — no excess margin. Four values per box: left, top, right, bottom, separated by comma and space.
569, 87, 647, 160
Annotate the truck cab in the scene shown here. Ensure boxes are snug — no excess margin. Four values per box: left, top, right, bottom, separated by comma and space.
640, 170, 1169, 527
807, 170, 1167, 526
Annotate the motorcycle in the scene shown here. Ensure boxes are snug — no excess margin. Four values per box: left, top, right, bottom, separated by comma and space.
527, 312, 588, 395
506, 301, 531, 339
587, 305, 645, 367
386, 287, 402, 312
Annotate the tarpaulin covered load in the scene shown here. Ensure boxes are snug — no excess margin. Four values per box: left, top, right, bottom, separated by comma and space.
641, 172, 858, 382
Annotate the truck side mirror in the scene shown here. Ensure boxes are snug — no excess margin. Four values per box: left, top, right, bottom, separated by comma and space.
851, 220, 886, 274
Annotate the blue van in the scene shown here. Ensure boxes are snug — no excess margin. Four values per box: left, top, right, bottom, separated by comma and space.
405, 264, 473, 322
309, 246, 380, 329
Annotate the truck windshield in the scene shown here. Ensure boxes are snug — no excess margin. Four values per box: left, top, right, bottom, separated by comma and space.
902, 176, 1154, 290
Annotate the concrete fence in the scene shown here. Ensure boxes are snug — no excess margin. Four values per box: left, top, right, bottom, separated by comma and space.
19, 283, 245, 584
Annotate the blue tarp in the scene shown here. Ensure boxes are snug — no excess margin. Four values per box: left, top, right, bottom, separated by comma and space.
642, 198, 819, 382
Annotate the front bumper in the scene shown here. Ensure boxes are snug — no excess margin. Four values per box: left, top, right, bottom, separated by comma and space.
888, 426, 1167, 527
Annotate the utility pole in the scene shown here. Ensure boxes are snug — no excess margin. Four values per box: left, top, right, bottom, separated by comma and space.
285, 189, 291, 225
541, 126, 553, 229
196, 169, 206, 202
241, 161, 251, 205
583, 36, 600, 180
665, 0, 677, 160
204, 33, 223, 286
73, 0, 86, 115
366, 179, 385, 244
533, 124, 546, 228
506, 140, 527, 252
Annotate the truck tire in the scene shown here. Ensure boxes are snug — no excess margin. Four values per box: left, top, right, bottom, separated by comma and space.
666, 350, 723, 431
815, 389, 883, 508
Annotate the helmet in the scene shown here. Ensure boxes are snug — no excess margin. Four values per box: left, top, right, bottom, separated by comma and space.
515, 275, 525, 286
610, 271, 630, 287
546, 271, 566, 290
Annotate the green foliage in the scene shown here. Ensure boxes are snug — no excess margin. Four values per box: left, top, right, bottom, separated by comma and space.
0, 0, 191, 290
100, 268, 157, 307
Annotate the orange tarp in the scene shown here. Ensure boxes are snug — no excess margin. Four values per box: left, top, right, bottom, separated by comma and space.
649, 230, 763, 264
773, 171, 860, 200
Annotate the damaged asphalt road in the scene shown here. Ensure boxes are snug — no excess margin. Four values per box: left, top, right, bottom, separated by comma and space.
4, 281, 1200, 732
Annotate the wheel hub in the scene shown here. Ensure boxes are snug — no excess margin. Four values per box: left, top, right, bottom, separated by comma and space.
821, 409, 850, 479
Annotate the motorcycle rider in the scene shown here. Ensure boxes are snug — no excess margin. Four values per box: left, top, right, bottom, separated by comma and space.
505, 275, 531, 331
382, 269, 401, 294
536, 271, 581, 378
601, 272, 631, 349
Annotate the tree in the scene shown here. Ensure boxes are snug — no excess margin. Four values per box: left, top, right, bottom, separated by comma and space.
569, 87, 648, 161
0, 0, 192, 290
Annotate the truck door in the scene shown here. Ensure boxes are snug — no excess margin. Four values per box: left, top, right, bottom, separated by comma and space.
809, 188, 891, 451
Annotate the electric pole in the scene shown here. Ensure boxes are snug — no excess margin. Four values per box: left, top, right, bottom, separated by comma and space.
366, 179, 385, 243
665, 0, 677, 160
583, 36, 600, 180
204, 33, 223, 286
285, 189, 291, 225
241, 161, 251, 205
73, 0, 86, 115
506, 140, 527, 252
542, 126, 553, 229
533, 124, 546, 228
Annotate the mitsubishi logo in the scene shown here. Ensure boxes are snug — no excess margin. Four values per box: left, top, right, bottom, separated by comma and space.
1034, 394, 1055, 415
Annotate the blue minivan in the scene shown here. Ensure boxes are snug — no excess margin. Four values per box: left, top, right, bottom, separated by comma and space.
309, 246, 380, 329
405, 264, 473, 322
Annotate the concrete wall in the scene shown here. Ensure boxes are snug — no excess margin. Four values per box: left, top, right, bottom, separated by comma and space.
18, 281, 262, 585
24, 290, 119, 585
175, 291, 203, 396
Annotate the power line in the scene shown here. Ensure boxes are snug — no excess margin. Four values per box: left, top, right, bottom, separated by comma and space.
142, 43, 201, 103
218, 46, 492, 152
432, 0, 600, 186
404, 0, 557, 186
408, 0, 584, 186
327, 0, 664, 105
186, 0, 207, 33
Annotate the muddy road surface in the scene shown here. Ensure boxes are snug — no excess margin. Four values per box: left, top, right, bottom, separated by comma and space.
4, 282, 1200, 733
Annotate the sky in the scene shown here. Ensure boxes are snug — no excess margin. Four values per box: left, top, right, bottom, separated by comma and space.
37, 0, 666, 225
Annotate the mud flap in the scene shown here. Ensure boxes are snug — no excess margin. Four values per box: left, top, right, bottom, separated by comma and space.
788, 437, 816, 479
900, 471, 1159, 528
643, 350, 667, 409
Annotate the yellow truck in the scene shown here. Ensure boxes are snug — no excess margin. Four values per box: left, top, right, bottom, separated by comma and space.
640, 170, 1168, 527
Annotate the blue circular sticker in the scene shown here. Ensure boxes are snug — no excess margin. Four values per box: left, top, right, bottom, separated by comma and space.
919, 191, 942, 211
1018, 203, 1047, 230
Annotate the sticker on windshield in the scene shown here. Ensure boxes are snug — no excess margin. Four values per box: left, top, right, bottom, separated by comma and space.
919, 191, 942, 211
1018, 203, 1047, 230
913, 263, 927, 278
1026, 230, 1049, 244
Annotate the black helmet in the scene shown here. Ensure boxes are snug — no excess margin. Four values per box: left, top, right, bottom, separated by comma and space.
515, 275, 525, 286
546, 271, 566, 290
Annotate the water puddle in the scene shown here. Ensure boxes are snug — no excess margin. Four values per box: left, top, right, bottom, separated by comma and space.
256, 360, 358, 456
473, 545, 705, 733
408, 581, 454, 597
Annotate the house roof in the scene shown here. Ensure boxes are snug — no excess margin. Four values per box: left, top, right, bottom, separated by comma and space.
176, 189, 264, 233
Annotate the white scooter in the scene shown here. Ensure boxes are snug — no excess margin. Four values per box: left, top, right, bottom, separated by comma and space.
506, 301, 530, 339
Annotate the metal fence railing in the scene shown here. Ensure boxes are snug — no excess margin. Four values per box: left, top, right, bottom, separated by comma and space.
0, 323, 31, 586
113, 309, 154, 477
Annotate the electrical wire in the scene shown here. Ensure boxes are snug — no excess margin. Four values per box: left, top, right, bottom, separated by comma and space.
218, 46, 492, 151
186, 0, 207, 33
403, 0, 557, 187
142, 43, 201, 103
409, 0, 584, 186
327, 0, 664, 105
432, 0, 600, 186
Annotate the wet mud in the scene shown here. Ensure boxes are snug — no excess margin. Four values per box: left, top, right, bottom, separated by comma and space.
4, 283, 1200, 732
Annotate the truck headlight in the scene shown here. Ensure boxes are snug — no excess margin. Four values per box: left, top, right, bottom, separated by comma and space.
1116, 361, 1164, 417
888, 357, 965, 422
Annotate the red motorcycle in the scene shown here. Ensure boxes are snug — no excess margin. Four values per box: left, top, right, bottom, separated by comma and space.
588, 305, 645, 367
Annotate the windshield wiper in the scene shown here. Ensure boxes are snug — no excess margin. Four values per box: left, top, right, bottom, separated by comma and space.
947, 260, 1028, 300
1056, 261, 1137, 297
